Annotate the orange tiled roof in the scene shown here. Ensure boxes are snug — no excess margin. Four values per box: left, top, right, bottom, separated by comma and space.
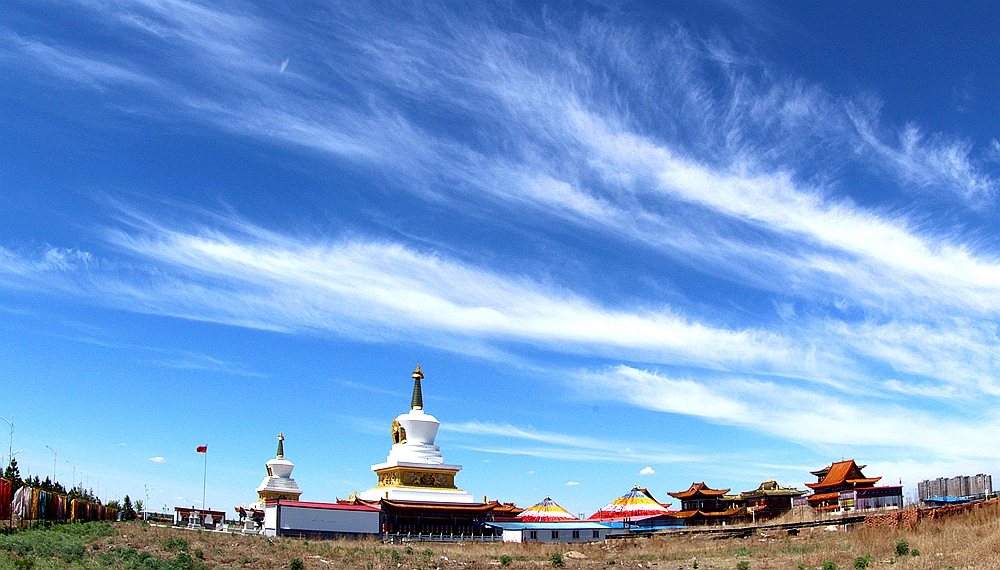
668, 482, 731, 499
668, 507, 744, 519
846, 478, 881, 486
807, 491, 841, 503
805, 459, 880, 490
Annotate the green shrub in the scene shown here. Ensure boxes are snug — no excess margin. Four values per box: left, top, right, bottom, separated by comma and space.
390, 550, 403, 562
822, 562, 838, 570
854, 554, 872, 569
11, 558, 35, 570
194, 549, 204, 559
499, 555, 513, 566
910, 548, 920, 557
550, 552, 565, 568
163, 538, 189, 552
796, 564, 806, 570
422, 549, 433, 558
289, 557, 304, 570
895, 539, 910, 557
736, 561, 750, 570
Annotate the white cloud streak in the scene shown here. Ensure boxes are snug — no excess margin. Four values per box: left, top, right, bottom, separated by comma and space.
582, 365, 1000, 461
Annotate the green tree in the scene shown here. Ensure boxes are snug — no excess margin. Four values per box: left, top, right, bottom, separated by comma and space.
4, 457, 23, 492
134, 499, 145, 518
122, 495, 137, 520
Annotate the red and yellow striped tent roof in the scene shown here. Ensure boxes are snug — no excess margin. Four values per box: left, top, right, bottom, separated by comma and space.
588, 486, 672, 520
517, 495, 579, 522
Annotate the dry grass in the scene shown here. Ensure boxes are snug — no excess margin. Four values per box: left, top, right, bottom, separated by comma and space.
12, 504, 1000, 570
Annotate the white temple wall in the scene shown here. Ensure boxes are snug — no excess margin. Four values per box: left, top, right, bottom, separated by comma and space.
264, 504, 380, 536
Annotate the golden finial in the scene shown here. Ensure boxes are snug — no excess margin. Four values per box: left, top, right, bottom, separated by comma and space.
276, 432, 285, 459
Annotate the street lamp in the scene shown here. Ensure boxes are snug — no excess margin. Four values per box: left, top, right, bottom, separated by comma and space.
0, 416, 12, 470
65, 459, 76, 492
45, 445, 57, 483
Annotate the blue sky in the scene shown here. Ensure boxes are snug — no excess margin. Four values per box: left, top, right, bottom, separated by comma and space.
2, 0, 1000, 516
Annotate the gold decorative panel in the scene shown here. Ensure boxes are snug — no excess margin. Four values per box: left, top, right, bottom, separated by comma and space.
375, 467, 458, 489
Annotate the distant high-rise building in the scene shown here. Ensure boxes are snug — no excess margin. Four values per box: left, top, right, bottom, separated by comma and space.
917, 474, 992, 501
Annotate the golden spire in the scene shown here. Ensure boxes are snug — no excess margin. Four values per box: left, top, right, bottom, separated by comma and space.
411, 364, 424, 410
276, 432, 285, 459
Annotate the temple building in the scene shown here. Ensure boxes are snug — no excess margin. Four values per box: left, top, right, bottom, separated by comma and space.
254, 432, 303, 508
806, 459, 902, 512
667, 482, 745, 525
725, 480, 806, 522
347, 366, 518, 537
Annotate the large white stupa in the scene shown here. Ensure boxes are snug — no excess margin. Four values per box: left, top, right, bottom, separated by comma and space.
252, 432, 302, 508
358, 365, 475, 503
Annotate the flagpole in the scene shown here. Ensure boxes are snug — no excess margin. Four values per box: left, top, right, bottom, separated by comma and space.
202, 446, 208, 512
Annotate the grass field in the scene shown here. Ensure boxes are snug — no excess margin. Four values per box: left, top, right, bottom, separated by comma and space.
3, 503, 1000, 570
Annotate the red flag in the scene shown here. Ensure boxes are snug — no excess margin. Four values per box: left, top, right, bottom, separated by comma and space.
196, 445, 207, 453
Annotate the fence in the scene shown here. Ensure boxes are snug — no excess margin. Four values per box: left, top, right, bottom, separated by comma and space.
383, 532, 502, 543
864, 497, 1000, 530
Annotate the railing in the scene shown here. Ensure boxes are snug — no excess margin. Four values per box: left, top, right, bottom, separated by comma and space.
383, 532, 502, 542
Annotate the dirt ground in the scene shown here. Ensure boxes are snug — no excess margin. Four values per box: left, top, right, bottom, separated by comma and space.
93, 506, 1000, 570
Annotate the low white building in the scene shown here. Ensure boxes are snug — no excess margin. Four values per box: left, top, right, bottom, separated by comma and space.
262, 500, 380, 539
486, 521, 613, 543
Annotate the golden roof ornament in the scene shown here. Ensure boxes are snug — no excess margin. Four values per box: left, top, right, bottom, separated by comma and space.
276, 432, 285, 459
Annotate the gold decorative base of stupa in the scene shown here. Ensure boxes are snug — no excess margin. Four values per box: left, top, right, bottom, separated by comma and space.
374, 466, 461, 490
257, 490, 302, 502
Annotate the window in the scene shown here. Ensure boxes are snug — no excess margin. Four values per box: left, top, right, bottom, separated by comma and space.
593, 530, 600, 538
529, 531, 537, 540
572, 530, 580, 539
551, 530, 559, 539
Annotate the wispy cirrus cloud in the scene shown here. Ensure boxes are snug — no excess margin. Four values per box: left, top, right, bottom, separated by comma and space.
581, 365, 1000, 461
849, 100, 997, 205
0, 217, 811, 376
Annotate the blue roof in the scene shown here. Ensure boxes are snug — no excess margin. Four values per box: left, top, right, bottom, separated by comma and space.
486, 521, 612, 531
924, 496, 971, 504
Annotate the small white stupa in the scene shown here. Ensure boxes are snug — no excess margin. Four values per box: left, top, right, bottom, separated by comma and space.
252, 432, 302, 508
358, 365, 475, 503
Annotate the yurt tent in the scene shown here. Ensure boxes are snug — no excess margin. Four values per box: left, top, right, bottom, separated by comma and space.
588, 486, 672, 521
517, 495, 579, 522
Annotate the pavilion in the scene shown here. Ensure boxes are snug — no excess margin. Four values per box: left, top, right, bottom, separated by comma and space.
726, 479, 806, 522
667, 482, 745, 525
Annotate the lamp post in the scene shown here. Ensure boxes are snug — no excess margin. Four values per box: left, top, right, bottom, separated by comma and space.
65, 459, 76, 492
0, 416, 12, 471
45, 445, 57, 483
